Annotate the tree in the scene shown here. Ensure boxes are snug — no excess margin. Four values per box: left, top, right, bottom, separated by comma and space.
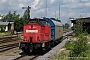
23, 10, 28, 20
3, 11, 22, 32
75, 18, 83, 36
3, 11, 14, 22
64, 23, 70, 29
1, 10, 29, 32
14, 18, 23, 32
22, 9, 29, 24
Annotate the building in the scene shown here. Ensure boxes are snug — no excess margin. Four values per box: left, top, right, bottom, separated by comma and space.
0, 21, 14, 32
0, 15, 3, 20
0, 15, 14, 32
70, 17, 90, 33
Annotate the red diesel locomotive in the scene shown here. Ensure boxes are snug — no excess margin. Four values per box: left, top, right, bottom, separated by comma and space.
19, 19, 52, 52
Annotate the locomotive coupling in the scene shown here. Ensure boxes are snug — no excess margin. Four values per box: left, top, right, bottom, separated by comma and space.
30, 36, 33, 42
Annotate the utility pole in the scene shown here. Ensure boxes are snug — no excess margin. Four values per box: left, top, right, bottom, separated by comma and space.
22, 6, 31, 21
55, 11, 56, 18
59, 4, 60, 20
46, 0, 47, 17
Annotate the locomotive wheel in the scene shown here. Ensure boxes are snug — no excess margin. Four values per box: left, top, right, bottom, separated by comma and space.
51, 41, 54, 47
48, 42, 51, 49
23, 47, 30, 54
45, 42, 51, 50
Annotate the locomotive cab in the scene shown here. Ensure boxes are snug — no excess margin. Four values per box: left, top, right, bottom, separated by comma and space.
23, 19, 51, 42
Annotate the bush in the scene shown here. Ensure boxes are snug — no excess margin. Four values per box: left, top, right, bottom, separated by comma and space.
0, 25, 5, 33
69, 34, 89, 60
65, 41, 74, 50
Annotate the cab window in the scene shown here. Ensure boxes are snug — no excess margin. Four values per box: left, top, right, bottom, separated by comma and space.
40, 21, 46, 25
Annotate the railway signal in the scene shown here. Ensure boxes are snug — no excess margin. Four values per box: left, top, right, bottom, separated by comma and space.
22, 6, 31, 21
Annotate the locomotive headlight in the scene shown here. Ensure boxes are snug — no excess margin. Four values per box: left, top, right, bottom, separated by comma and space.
24, 37, 26, 41
22, 36, 26, 41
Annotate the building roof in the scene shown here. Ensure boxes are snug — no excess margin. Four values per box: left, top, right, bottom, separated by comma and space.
0, 22, 14, 25
70, 17, 90, 24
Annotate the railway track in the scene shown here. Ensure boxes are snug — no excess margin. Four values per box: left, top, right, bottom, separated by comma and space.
0, 43, 19, 52
12, 30, 73, 60
0, 35, 21, 54
0, 36, 19, 44
13, 48, 49, 60
14, 55, 39, 60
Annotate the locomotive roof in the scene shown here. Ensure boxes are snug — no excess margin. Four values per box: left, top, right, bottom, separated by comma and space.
30, 19, 47, 21
30, 18, 63, 26
43, 18, 63, 27
51, 20, 63, 26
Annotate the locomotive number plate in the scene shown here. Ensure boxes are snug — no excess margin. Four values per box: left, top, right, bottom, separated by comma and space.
26, 30, 38, 33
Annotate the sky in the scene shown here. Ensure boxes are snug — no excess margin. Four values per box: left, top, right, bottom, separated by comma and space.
0, 0, 90, 24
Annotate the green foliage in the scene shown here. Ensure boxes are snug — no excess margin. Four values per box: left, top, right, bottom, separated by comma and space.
75, 18, 83, 36
13, 10, 28, 32
0, 25, 5, 33
71, 17, 89, 60
14, 9, 29, 32
83, 31, 88, 36
23, 9, 29, 23
64, 23, 70, 30
70, 34, 89, 60
2, 11, 28, 32
14, 18, 23, 32
3, 11, 14, 22
53, 51, 68, 60
65, 41, 74, 50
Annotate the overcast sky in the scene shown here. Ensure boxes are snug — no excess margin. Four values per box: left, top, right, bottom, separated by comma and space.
0, 0, 90, 24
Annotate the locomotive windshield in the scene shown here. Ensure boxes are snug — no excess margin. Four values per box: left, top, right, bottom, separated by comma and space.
40, 21, 46, 25
29, 19, 37, 23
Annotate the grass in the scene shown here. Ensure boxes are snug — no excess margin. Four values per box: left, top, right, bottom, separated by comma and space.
53, 51, 69, 60
65, 41, 74, 50
53, 35, 90, 60
0, 32, 11, 38
85, 47, 90, 60
13, 50, 21, 54
53, 44, 90, 60
53, 41, 73, 60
